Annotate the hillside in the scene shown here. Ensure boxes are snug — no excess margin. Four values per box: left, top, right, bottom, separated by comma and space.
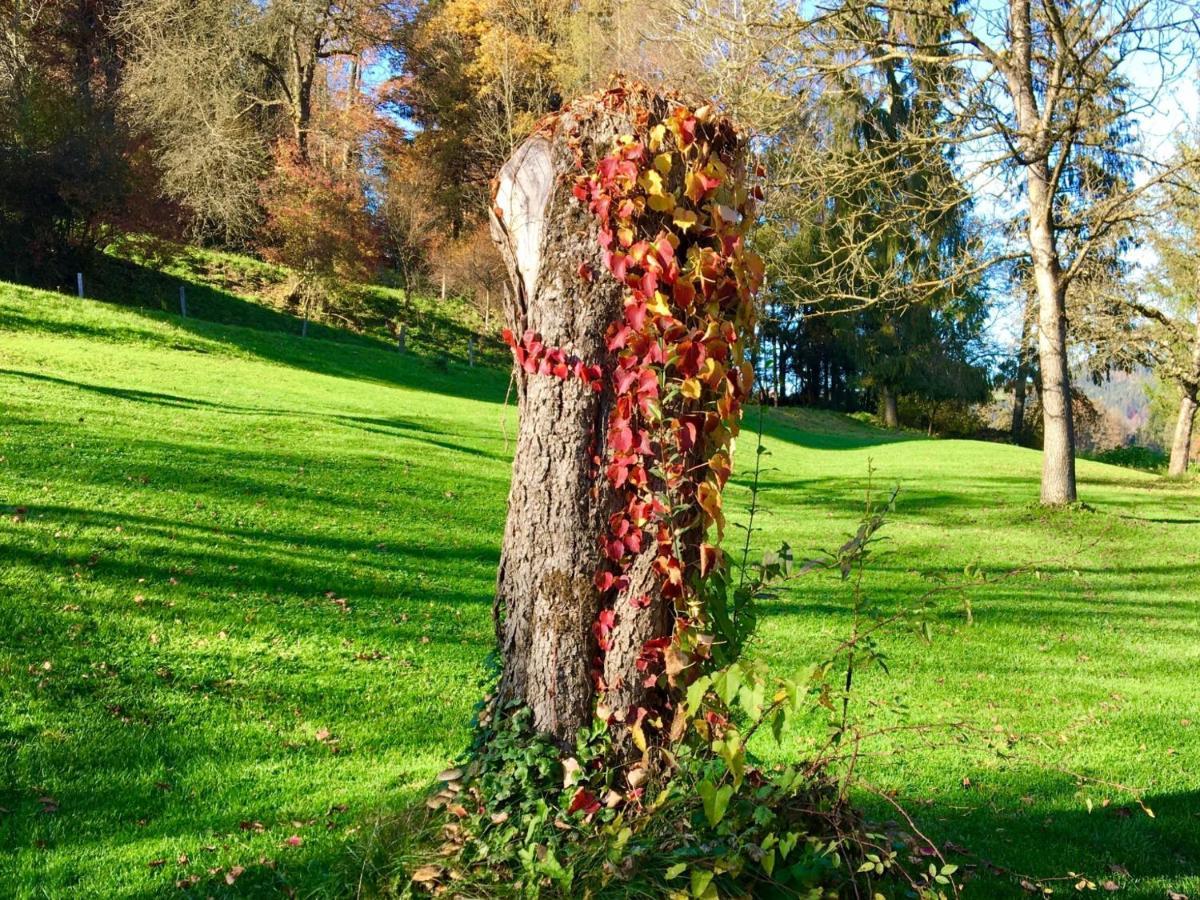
2, 283, 1199, 897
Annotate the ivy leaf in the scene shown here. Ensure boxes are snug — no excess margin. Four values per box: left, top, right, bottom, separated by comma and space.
690, 867, 716, 898
672, 208, 698, 231
649, 123, 667, 151
686, 675, 711, 714
680, 378, 702, 400
630, 722, 648, 754
697, 780, 732, 826
639, 170, 665, 195
714, 666, 742, 706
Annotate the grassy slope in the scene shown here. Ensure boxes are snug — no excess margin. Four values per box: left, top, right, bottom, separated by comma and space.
1, 283, 1198, 898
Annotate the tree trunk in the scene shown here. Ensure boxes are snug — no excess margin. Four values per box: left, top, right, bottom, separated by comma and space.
1011, 294, 1034, 443
1168, 316, 1200, 477
881, 387, 899, 429
1008, 0, 1075, 504
1027, 171, 1077, 504
489, 96, 679, 745
1168, 392, 1197, 477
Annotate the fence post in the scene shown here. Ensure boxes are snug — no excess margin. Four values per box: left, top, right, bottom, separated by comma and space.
468, 337, 476, 367
397, 324, 407, 354
179, 285, 188, 317
76, 273, 84, 298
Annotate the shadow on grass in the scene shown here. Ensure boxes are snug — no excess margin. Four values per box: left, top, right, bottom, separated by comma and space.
871, 781, 1200, 898
760, 406, 919, 450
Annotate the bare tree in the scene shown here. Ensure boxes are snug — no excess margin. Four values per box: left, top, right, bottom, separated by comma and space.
659, 0, 1196, 503
118, 0, 392, 238
1121, 148, 1200, 475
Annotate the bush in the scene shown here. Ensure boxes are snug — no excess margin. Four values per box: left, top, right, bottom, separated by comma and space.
1084, 445, 1168, 472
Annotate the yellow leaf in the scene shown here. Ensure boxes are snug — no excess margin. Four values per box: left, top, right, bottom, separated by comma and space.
680, 378, 701, 400
697, 483, 725, 534
647, 291, 672, 317
630, 722, 647, 753
639, 169, 664, 195
649, 123, 667, 151
698, 356, 724, 385
654, 152, 673, 175
648, 192, 676, 213
672, 208, 698, 231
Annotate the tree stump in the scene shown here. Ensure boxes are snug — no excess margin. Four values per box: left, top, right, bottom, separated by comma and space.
489, 85, 756, 747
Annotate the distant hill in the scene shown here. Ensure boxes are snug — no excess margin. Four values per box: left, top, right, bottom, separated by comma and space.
1075, 366, 1156, 450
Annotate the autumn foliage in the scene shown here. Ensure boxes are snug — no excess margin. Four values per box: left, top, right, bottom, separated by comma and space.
260, 141, 379, 304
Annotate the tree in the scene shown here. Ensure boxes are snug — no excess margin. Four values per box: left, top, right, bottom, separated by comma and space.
0, 0, 136, 277
119, 0, 393, 240
1007, 289, 1039, 443
437, 222, 506, 330
259, 140, 379, 325
388, 0, 576, 226
667, 0, 1196, 503
1133, 150, 1200, 476
845, 0, 1193, 503
377, 149, 442, 298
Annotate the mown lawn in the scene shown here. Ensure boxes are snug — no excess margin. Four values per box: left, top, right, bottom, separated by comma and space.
1, 282, 1198, 898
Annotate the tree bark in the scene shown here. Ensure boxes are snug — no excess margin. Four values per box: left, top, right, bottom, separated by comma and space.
489, 95, 681, 745
1029, 200, 1076, 504
1011, 294, 1034, 443
1168, 316, 1200, 477
881, 387, 899, 429
1168, 392, 1197, 477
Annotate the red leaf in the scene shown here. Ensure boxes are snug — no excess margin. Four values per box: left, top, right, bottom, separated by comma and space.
568, 788, 600, 816
609, 425, 634, 453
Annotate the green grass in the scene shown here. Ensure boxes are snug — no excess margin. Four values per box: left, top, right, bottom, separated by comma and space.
1, 281, 1198, 898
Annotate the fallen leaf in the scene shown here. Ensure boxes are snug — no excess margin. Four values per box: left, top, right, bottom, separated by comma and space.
411, 864, 442, 885
283, 835, 302, 847
225, 865, 245, 885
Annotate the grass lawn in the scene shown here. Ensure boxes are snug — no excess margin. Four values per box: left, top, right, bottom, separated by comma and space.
1, 281, 1198, 898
